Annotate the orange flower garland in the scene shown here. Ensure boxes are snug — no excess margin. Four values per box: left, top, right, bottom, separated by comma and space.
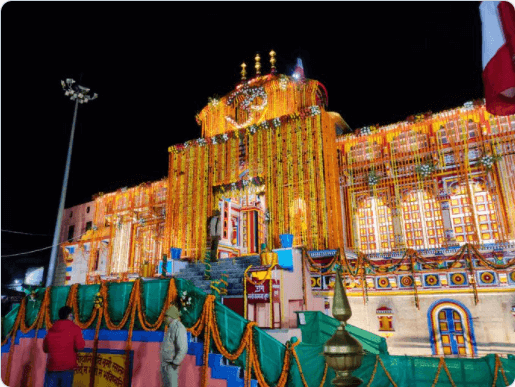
136, 277, 177, 330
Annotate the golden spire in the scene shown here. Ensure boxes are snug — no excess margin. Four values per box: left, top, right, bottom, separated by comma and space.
255, 54, 261, 76
241, 62, 247, 81
269, 50, 276, 74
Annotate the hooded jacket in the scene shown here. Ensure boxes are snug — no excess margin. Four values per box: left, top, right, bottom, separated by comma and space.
43, 319, 85, 371
160, 318, 188, 366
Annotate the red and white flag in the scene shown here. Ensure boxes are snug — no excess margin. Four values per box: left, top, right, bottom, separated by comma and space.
480, 1, 515, 115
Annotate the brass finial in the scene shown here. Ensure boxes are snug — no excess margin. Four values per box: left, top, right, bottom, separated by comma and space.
323, 266, 364, 387
270, 50, 276, 74
241, 62, 247, 81
255, 54, 261, 76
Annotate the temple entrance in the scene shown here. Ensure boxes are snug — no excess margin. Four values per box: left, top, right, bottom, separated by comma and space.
216, 191, 266, 258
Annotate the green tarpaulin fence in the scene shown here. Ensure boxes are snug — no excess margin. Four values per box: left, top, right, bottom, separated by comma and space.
295, 310, 389, 354
2, 279, 514, 387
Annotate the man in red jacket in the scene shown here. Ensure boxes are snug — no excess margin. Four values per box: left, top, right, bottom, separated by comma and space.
43, 305, 85, 387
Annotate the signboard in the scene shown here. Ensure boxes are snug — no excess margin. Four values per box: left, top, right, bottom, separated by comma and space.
73, 351, 130, 387
247, 280, 270, 303
272, 279, 280, 303
247, 279, 280, 304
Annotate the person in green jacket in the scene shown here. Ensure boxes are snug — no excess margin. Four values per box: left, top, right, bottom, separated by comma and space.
160, 305, 188, 387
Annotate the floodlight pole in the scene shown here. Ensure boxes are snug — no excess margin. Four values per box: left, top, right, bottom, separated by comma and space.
46, 79, 97, 287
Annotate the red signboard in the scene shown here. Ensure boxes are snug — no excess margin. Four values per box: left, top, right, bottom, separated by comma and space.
247, 280, 270, 303
247, 279, 280, 304
271, 279, 280, 303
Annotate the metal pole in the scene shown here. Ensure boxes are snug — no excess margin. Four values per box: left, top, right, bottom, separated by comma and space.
46, 98, 79, 287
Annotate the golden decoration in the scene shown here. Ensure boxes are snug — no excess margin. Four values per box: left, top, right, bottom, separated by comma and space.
269, 50, 276, 73
255, 54, 261, 76
241, 62, 247, 81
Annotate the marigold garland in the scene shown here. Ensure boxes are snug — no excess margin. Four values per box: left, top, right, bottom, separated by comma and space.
244, 264, 279, 286
430, 357, 457, 387
102, 282, 137, 330
291, 343, 310, 387
70, 284, 100, 329
136, 277, 178, 330
303, 246, 341, 273
89, 306, 104, 387
6, 276, 514, 387
492, 354, 510, 387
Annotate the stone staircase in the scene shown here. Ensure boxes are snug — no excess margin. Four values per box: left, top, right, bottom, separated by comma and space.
174, 256, 262, 296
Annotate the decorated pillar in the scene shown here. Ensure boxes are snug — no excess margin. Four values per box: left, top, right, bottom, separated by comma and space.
391, 205, 406, 250
437, 191, 456, 245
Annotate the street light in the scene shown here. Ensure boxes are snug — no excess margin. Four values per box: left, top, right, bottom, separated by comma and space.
46, 79, 97, 287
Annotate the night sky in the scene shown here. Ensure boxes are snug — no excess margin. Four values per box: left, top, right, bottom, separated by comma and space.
1, 2, 484, 285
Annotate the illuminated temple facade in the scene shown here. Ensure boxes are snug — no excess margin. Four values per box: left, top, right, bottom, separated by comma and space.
57, 53, 515, 356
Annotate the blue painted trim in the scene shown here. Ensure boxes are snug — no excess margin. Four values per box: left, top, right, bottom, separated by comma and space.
82, 329, 164, 342
186, 333, 257, 387
427, 298, 478, 355
1, 329, 165, 354
1, 336, 13, 353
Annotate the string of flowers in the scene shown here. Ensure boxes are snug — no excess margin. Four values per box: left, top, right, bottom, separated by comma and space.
250, 332, 295, 387
244, 264, 279, 286
470, 244, 515, 270
71, 284, 100, 329
291, 342, 330, 387
89, 305, 104, 387
169, 106, 323, 154
18, 297, 40, 334
430, 357, 457, 387
190, 292, 294, 387
136, 278, 177, 330
302, 246, 341, 273
365, 355, 398, 387
101, 283, 137, 330
492, 354, 510, 387
213, 176, 264, 194
5, 276, 515, 387
291, 344, 312, 387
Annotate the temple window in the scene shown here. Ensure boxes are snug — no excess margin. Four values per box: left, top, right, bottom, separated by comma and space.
391, 131, 428, 154
401, 190, 444, 249
356, 195, 395, 253
490, 115, 515, 134
438, 120, 478, 145
348, 142, 381, 163
448, 180, 499, 244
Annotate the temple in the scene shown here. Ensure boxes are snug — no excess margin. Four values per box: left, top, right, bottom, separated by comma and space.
3, 52, 515, 387
57, 52, 515, 353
